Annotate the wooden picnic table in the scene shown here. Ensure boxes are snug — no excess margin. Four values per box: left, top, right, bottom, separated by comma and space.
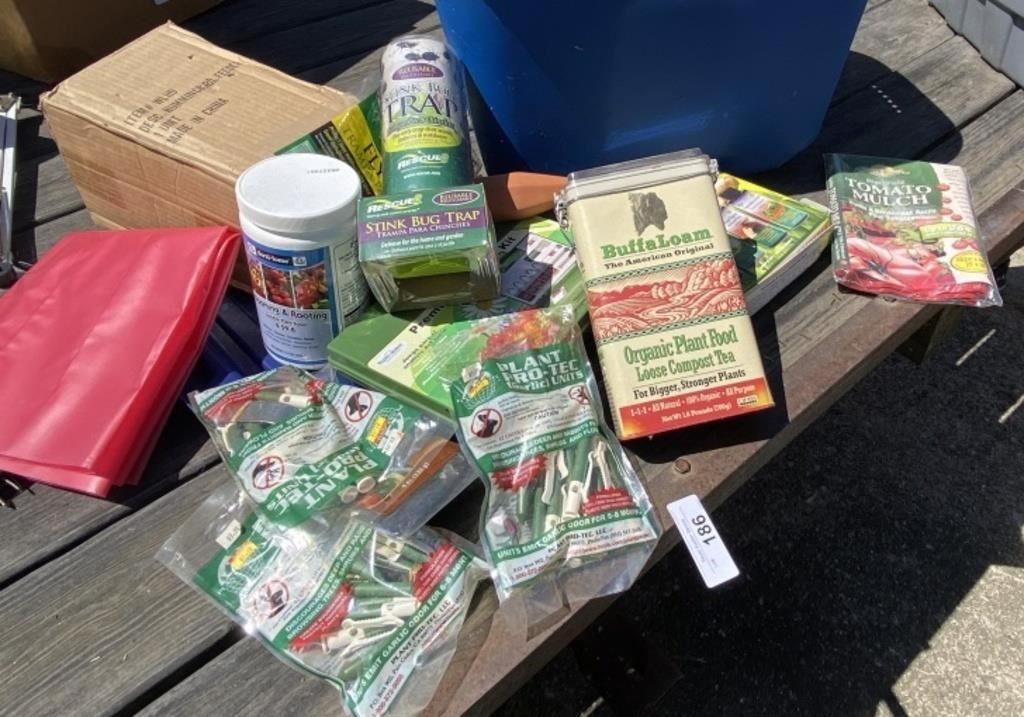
1, 0, 1023, 715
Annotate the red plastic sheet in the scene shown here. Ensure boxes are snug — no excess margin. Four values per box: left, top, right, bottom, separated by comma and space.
0, 227, 240, 496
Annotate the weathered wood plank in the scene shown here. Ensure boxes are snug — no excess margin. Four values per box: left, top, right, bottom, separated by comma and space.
230, 0, 436, 77
760, 35, 1015, 199
924, 90, 1024, 212
834, 0, 953, 104
898, 305, 965, 362
0, 405, 219, 588
16, 106, 58, 163
10, 206, 92, 265
0, 468, 235, 717
186, 0, 395, 47
11, 151, 83, 233
889, 36, 1014, 135
298, 15, 442, 88
138, 638, 329, 716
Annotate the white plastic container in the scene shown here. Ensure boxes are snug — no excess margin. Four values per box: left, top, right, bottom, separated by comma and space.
236, 153, 367, 369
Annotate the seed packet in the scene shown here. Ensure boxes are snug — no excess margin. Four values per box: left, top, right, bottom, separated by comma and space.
158, 483, 486, 717
826, 153, 1002, 307
190, 366, 468, 535
448, 306, 661, 627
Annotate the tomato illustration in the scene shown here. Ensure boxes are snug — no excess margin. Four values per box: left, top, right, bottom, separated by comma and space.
263, 267, 295, 307
924, 262, 954, 285
480, 311, 562, 359
292, 266, 329, 309
839, 232, 966, 301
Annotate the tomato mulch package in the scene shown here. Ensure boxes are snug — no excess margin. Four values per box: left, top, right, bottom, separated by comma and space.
826, 153, 1002, 307
0, 227, 240, 496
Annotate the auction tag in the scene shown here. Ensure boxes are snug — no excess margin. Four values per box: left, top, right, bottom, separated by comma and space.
667, 495, 739, 588
215, 519, 243, 549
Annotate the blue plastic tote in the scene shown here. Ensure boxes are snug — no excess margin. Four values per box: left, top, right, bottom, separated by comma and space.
435, 0, 867, 175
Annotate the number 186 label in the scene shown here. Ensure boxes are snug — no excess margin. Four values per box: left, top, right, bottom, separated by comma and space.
667, 494, 739, 588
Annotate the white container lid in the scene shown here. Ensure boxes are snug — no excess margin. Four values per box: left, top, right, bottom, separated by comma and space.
235, 153, 362, 233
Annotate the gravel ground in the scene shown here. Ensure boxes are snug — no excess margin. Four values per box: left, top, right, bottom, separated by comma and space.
496, 248, 1024, 717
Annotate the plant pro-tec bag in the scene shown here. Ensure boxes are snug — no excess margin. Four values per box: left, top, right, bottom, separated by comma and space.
158, 482, 486, 717
191, 366, 469, 535
449, 306, 661, 628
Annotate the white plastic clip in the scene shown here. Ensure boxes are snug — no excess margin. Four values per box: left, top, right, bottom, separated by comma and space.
376, 537, 406, 564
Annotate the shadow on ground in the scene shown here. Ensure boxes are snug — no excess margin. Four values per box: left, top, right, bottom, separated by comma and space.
497, 264, 1024, 716
187, 0, 435, 81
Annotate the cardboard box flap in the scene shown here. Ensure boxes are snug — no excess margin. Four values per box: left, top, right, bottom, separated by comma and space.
41, 22, 357, 184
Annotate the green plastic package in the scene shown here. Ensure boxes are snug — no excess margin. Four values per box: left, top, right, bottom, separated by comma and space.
158, 483, 486, 717
449, 306, 661, 628
190, 366, 468, 535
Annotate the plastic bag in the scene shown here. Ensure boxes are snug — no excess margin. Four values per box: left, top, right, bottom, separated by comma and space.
448, 306, 661, 627
158, 482, 486, 717
191, 366, 470, 535
0, 226, 239, 496
826, 153, 1002, 307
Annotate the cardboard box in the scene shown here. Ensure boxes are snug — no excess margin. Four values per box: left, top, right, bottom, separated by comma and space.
0, 0, 223, 83
41, 23, 358, 288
